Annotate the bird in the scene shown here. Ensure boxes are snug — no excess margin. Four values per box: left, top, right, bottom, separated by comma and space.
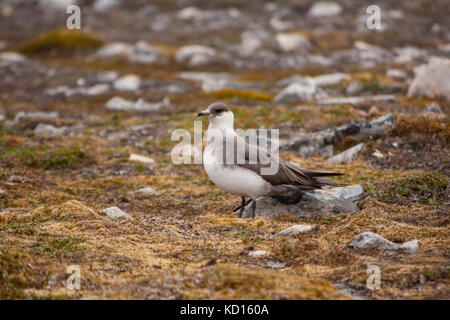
197, 102, 343, 218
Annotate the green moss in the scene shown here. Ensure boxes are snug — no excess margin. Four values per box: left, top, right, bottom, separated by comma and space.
17, 28, 103, 55
0, 251, 31, 299
3, 145, 88, 170
372, 173, 449, 205
37, 234, 86, 254
204, 89, 274, 102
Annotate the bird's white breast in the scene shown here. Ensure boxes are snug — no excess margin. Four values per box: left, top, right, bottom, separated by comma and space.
203, 143, 270, 198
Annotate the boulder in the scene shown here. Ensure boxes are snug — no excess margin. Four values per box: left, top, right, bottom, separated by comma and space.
100, 206, 131, 219
407, 57, 450, 100
348, 232, 418, 253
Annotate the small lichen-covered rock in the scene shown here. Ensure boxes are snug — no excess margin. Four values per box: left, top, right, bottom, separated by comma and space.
100, 206, 131, 219
113, 74, 141, 91
407, 57, 450, 100
272, 225, 313, 238
327, 143, 365, 164
348, 232, 418, 253
175, 45, 217, 66
242, 185, 360, 218
275, 80, 327, 104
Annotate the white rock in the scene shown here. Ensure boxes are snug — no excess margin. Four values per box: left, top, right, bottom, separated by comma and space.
407, 57, 450, 100
93, 0, 120, 13
100, 206, 131, 219
105, 96, 170, 112
0, 52, 27, 64
346, 80, 363, 95
248, 250, 268, 257
94, 42, 133, 59
135, 187, 155, 194
373, 149, 384, 159
178, 71, 232, 82
331, 185, 364, 202
39, 0, 76, 11
96, 71, 119, 82
178, 6, 204, 19
0, 114, 5, 122
0, 188, 6, 195
386, 69, 407, 80
175, 45, 217, 66
129, 154, 155, 164
349, 232, 418, 253
84, 83, 110, 96
312, 73, 350, 86
275, 80, 327, 104
308, 1, 342, 17
425, 103, 443, 113
275, 33, 311, 52
240, 30, 268, 56
394, 46, 428, 64
113, 74, 141, 91
14, 111, 59, 122
34, 124, 68, 137
272, 225, 313, 238
327, 143, 365, 163
129, 41, 167, 64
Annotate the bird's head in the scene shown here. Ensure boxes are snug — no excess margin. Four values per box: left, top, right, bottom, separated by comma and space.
197, 102, 234, 130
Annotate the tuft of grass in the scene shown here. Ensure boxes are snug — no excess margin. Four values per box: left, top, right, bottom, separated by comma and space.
0, 251, 32, 299
372, 173, 449, 205
204, 89, 274, 102
17, 28, 103, 55
3, 145, 88, 170
37, 234, 86, 254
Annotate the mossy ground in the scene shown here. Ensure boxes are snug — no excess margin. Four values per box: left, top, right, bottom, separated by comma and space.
0, 0, 449, 300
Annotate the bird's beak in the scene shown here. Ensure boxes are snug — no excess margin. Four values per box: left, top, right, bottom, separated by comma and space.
197, 110, 210, 117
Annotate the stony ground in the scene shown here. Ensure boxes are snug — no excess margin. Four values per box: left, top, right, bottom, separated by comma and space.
0, 0, 449, 300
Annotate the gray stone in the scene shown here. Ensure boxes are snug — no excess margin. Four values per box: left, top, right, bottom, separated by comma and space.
34, 123, 85, 137
425, 103, 443, 113
239, 30, 269, 56
275, 80, 327, 104
100, 206, 131, 219
242, 187, 359, 218
135, 187, 155, 194
93, 0, 120, 13
105, 96, 170, 112
0, 52, 27, 64
248, 250, 268, 257
317, 95, 395, 106
201, 79, 258, 92
178, 71, 232, 82
129, 154, 154, 164
348, 232, 418, 253
113, 74, 141, 91
346, 80, 363, 95
275, 33, 311, 52
394, 46, 428, 64
272, 225, 313, 238
278, 73, 349, 87
386, 69, 407, 80
283, 114, 396, 157
14, 111, 59, 122
96, 71, 119, 83
327, 143, 365, 163
408, 57, 450, 100
0, 114, 5, 122
308, 1, 342, 17
94, 42, 133, 59
330, 185, 364, 202
128, 41, 167, 64
175, 45, 217, 66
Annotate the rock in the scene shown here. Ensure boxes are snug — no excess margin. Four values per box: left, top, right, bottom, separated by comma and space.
242, 186, 360, 218
386, 69, 407, 80
0, 114, 5, 122
129, 154, 155, 164
317, 95, 395, 106
248, 250, 268, 257
135, 187, 155, 194
279, 73, 349, 87
113, 75, 141, 91
394, 46, 428, 64
331, 185, 364, 202
368, 106, 380, 116
425, 103, 443, 113
327, 143, 365, 163
0, 188, 7, 196
128, 41, 167, 64
14, 111, 59, 122
0, 52, 27, 64
175, 45, 217, 66
408, 57, 450, 100
96, 71, 119, 83
283, 114, 396, 157
100, 206, 131, 219
105, 96, 170, 112
178, 71, 232, 82
201, 79, 257, 92
346, 81, 363, 95
34, 124, 68, 137
239, 30, 268, 56
348, 232, 418, 253
275, 33, 311, 52
373, 149, 384, 159
275, 80, 327, 104
84, 84, 110, 96
39, 0, 75, 11
308, 1, 342, 17
94, 42, 133, 59
93, 0, 120, 13
272, 225, 313, 238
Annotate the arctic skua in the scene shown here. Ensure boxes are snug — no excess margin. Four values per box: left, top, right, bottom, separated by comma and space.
197, 102, 343, 218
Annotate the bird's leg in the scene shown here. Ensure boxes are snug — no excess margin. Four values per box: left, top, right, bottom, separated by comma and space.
237, 196, 245, 218
250, 198, 256, 218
